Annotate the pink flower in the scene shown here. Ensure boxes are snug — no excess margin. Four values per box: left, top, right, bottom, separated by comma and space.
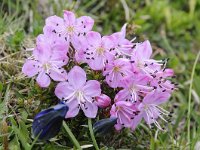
131, 90, 171, 130
131, 40, 165, 77
114, 75, 153, 102
149, 69, 176, 93
37, 26, 69, 53
95, 94, 111, 108
103, 58, 132, 88
22, 43, 68, 87
45, 11, 94, 46
109, 24, 134, 57
72, 36, 88, 63
110, 101, 138, 130
83, 31, 114, 70
55, 66, 101, 118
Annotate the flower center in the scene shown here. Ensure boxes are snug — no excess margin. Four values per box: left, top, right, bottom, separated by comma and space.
129, 85, 137, 93
42, 63, 51, 71
66, 26, 74, 34
143, 104, 148, 110
116, 106, 122, 111
96, 47, 105, 55
137, 60, 144, 68
75, 90, 85, 103
113, 66, 120, 72
128, 85, 138, 102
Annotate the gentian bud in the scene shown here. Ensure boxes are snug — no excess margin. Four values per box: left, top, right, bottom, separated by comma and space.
95, 94, 111, 108
93, 117, 117, 137
32, 103, 68, 140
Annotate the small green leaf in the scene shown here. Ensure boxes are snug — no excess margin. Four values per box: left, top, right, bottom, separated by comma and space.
0, 82, 3, 92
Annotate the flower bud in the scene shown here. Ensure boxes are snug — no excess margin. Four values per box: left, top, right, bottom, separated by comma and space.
32, 103, 68, 140
95, 94, 111, 108
93, 117, 117, 137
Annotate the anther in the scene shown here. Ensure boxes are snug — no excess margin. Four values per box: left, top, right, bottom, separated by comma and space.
153, 86, 157, 89
154, 70, 158, 73
168, 114, 172, 117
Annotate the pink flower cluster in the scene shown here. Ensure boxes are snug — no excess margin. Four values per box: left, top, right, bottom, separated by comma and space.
22, 11, 176, 130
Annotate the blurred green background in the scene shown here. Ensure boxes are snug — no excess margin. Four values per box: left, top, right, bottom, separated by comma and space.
0, 0, 200, 149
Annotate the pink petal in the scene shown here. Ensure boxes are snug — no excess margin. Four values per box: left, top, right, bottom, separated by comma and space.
68, 66, 86, 89
119, 39, 133, 54
106, 72, 122, 88
131, 113, 143, 130
42, 26, 57, 41
120, 23, 127, 39
95, 94, 111, 108
34, 43, 51, 63
136, 40, 152, 59
143, 90, 171, 105
77, 16, 94, 33
86, 31, 101, 46
36, 34, 45, 43
71, 35, 87, 50
109, 32, 120, 48
65, 99, 80, 118
88, 56, 104, 70
51, 43, 69, 54
83, 80, 101, 97
22, 60, 40, 77
143, 106, 160, 125
50, 51, 68, 66
55, 81, 74, 100
102, 36, 114, 50
114, 123, 123, 131
119, 111, 131, 127
45, 15, 64, 27
63, 11, 76, 25
36, 71, 51, 87
114, 89, 129, 102
49, 69, 67, 81
81, 101, 98, 118
163, 69, 174, 77
75, 48, 85, 63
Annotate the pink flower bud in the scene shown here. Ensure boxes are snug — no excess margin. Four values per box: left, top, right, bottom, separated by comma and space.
95, 94, 111, 108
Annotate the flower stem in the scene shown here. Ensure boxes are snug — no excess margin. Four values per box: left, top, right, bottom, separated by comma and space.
187, 50, 200, 147
63, 122, 82, 150
88, 118, 100, 150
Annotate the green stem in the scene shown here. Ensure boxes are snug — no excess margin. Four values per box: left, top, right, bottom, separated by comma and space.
63, 122, 81, 150
187, 50, 200, 146
88, 118, 99, 150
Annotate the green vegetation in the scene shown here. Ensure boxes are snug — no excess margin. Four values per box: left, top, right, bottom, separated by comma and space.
0, 0, 200, 149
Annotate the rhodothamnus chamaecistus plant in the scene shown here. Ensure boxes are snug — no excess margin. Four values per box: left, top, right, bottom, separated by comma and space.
22, 10, 177, 147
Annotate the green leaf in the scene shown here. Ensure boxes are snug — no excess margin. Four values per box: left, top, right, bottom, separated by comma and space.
10, 117, 31, 150
9, 136, 21, 150
0, 82, 3, 92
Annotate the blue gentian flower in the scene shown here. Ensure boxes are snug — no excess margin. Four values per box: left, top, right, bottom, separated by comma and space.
32, 103, 68, 140
93, 117, 117, 137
